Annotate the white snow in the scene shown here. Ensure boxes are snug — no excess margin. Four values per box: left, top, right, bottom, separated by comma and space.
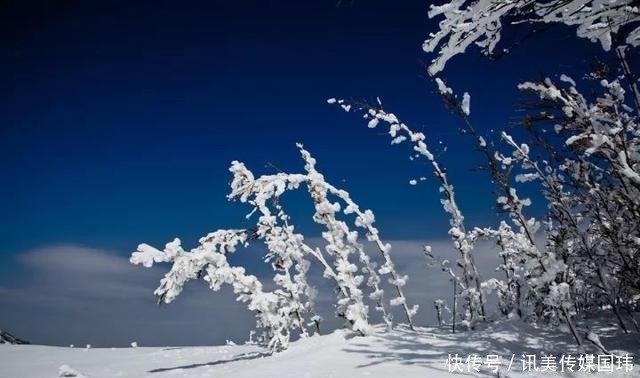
2, 320, 636, 377
461, 92, 470, 116
58, 364, 85, 377
434, 78, 452, 95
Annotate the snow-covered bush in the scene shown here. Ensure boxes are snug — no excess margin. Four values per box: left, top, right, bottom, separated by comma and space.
330, 66, 640, 347
131, 145, 416, 351
328, 2, 640, 349
514, 75, 640, 333
131, 0, 640, 354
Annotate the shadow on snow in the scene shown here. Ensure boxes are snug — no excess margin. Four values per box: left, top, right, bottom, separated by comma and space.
148, 350, 271, 373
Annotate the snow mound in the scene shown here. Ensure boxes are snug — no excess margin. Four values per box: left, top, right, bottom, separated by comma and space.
58, 364, 86, 377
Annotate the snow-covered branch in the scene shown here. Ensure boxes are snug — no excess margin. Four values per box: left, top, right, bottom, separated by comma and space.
424, 0, 640, 74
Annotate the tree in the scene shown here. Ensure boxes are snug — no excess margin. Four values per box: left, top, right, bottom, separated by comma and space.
327, 0, 640, 351
133, 0, 640, 354
131, 145, 416, 351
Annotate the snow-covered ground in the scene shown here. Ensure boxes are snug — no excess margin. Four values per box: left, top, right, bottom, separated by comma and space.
2, 320, 637, 378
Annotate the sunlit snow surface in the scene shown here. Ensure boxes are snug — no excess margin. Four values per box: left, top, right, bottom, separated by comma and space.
2, 320, 637, 377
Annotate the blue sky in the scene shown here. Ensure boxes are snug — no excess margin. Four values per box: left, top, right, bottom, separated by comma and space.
0, 0, 618, 345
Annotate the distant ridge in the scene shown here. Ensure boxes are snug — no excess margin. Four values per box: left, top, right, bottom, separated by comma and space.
0, 329, 29, 344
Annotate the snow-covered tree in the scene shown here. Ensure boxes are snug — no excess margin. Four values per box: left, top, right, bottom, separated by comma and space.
514, 74, 640, 332
330, 26, 639, 351
132, 145, 416, 351
131, 0, 640, 355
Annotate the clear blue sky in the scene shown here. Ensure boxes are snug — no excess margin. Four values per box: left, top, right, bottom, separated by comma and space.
0, 0, 619, 345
